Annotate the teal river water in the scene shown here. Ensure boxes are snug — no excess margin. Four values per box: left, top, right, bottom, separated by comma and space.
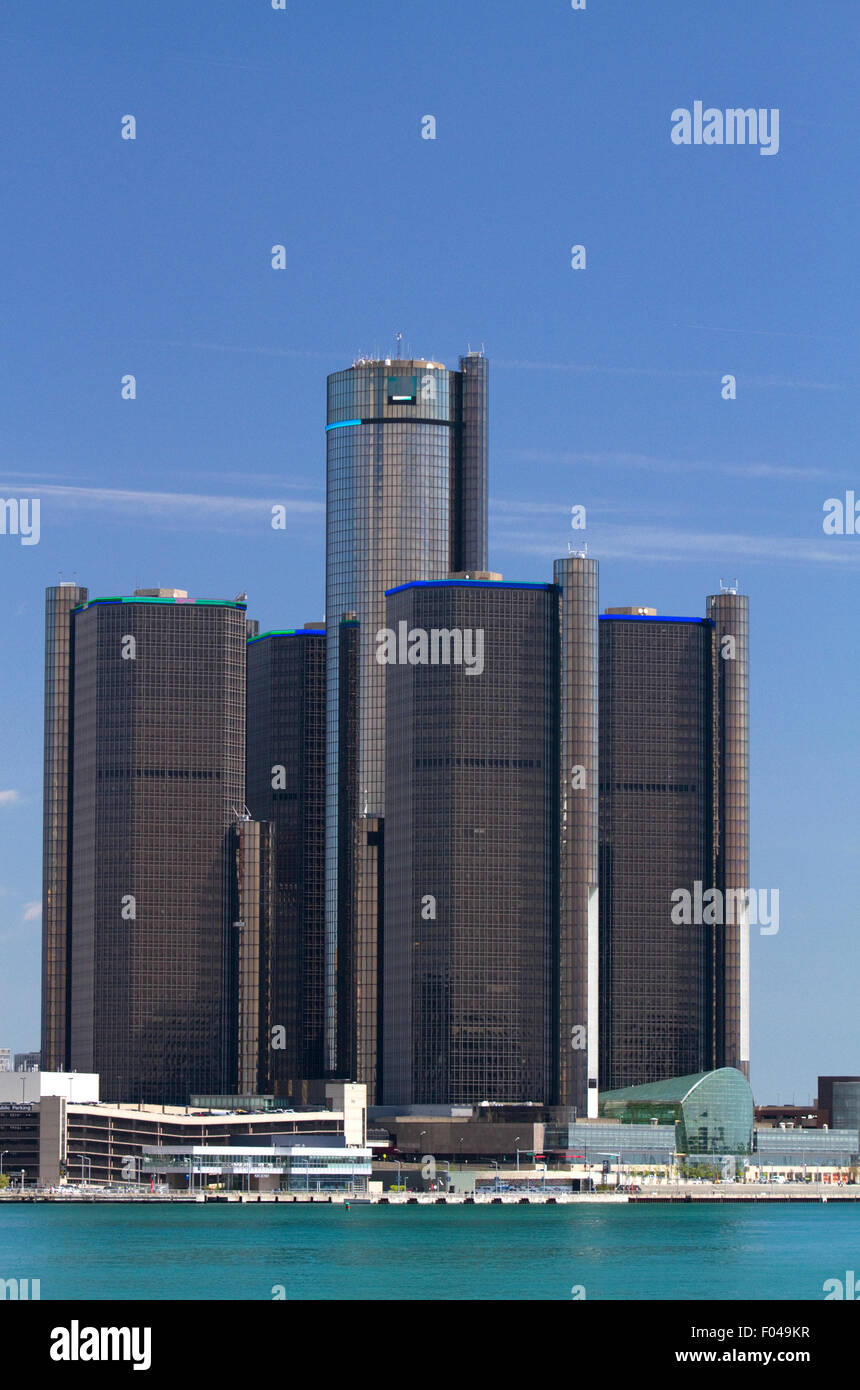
1, 1203, 857, 1300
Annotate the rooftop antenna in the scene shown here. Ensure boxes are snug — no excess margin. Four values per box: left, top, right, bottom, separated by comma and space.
395, 332, 403, 360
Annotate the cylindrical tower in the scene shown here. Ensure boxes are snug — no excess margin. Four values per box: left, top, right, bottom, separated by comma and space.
324, 354, 488, 1094
41, 581, 88, 1072
707, 589, 750, 1078
553, 555, 599, 1115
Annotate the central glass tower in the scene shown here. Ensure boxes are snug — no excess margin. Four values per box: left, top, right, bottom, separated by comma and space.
325, 352, 488, 1097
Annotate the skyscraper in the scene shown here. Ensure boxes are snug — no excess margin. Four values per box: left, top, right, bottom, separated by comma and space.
245, 625, 326, 1094
325, 353, 488, 1100
45, 588, 248, 1104
597, 596, 750, 1091
41, 581, 88, 1072
707, 589, 750, 1079
382, 577, 557, 1105
553, 555, 600, 1116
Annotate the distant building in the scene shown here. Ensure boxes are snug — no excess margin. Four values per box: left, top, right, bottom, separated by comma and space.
0, 1050, 11, 1073
14, 1052, 41, 1073
754, 1103, 819, 1129
818, 1077, 860, 1130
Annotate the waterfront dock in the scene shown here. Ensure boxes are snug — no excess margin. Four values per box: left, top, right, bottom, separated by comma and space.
2, 1186, 857, 1205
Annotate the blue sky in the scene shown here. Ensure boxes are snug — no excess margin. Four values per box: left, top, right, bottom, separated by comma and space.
0, 0, 857, 1102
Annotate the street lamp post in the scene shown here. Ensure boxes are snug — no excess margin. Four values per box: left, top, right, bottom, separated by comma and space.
514, 1139, 521, 1173
72, 1153, 91, 1191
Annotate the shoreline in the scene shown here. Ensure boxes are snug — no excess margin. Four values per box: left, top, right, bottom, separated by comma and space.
2, 1189, 857, 1206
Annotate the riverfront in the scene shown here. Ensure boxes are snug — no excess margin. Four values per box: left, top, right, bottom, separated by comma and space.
2, 1202, 858, 1301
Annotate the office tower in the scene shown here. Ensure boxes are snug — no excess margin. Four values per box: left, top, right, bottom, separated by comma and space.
325, 352, 488, 1100
598, 596, 750, 1090
707, 589, 750, 1079
817, 1077, 860, 1130
41, 581, 88, 1072
13, 1052, 41, 1073
245, 626, 326, 1094
382, 578, 556, 1105
553, 555, 600, 1117
55, 588, 247, 1105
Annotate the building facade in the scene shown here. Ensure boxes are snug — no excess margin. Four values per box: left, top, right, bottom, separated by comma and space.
325, 353, 489, 1100
382, 578, 557, 1105
41, 581, 88, 1072
597, 596, 750, 1091
43, 588, 248, 1105
245, 627, 326, 1094
818, 1077, 860, 1130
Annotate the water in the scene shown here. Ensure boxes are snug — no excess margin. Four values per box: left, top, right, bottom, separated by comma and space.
1, 1203, 856, 1300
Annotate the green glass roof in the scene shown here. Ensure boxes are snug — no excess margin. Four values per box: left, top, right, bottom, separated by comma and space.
600, 1069, 743, 1106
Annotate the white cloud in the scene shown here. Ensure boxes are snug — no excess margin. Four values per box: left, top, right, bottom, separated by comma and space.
0, 483, 323, 533
0, 790, 20, 806
492, 517, 860, 568
502, 449, 826, 481
22, 902, 41, 923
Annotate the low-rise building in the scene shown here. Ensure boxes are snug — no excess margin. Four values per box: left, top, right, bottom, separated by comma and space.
0, 1076, 366, 1188
141, 1142, 371, 1193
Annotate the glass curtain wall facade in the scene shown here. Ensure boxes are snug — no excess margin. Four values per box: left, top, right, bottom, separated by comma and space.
553, 557, 600, 1116
246, 629, 326, 1094
234, 817, 274, 1097
67, 594, 247, 1104
600, 1068, 754, 1155
383, 580, 556, 1105
598, 615, 715, 1090
817, 1077, 860, 1130
325, 354, 488, 1101
41, 582, 88, 1072
707, 591, 750, 1078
